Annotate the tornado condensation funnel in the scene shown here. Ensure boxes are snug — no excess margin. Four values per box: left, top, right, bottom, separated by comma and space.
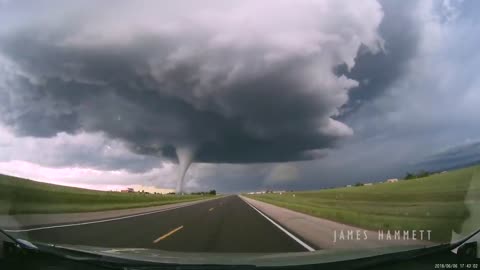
175, 147, 195, 194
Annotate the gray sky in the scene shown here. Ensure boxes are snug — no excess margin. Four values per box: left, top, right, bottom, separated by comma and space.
0, 0, 479, 192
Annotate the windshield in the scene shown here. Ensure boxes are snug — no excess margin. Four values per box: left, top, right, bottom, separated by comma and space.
0, 0, 479, 267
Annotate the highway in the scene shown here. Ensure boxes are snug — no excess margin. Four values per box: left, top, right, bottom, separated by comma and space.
8, 195, 312, 253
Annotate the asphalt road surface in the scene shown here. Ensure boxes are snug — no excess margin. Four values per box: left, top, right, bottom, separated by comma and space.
8, 195, 311, 253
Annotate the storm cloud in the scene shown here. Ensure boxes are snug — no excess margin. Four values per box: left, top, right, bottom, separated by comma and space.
4, 1, 476, 194
0, 0, 384, 165
336, 0, 422, 117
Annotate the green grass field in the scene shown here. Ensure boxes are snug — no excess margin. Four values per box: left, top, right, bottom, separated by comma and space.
246, 165, 480, 242
0, 174, 214, 214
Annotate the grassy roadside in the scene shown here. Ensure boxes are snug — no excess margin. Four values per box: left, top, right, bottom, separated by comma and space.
0, 174, 215, 214
245, 165, 480, 242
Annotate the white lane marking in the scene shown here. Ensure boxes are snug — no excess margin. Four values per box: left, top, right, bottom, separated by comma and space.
4, 198, 220, 233
241, 197, 316, 252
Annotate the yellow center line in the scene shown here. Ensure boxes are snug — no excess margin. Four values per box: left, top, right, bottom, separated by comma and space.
209, 207, 214, 211
153, 225, 184, 243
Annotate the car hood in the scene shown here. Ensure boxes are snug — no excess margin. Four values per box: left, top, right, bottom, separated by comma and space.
33, 242, 440, 267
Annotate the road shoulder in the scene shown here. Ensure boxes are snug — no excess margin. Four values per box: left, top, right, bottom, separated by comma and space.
0, 197, 220, 230
240, 195, 433, 249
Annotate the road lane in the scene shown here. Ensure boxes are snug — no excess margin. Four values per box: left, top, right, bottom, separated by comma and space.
8, 195, 307, 252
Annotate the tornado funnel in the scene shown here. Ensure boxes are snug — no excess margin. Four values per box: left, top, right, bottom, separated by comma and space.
175, 147, 195, 194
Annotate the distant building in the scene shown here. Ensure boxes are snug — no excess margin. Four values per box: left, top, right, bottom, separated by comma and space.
386, 178, 398, 183
121, 188, 135, 193
364, 183, 373, 186
346, 185, 352, 187
248, 191, 266, 195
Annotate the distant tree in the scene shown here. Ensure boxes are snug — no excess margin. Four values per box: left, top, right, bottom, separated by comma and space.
403, 170, 431, 180
354, 182, 364, 187
417, 170, 431, 178
189, 190, 217, 195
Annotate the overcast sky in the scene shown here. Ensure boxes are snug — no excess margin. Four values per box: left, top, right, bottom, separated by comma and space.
0, 0, 479, 193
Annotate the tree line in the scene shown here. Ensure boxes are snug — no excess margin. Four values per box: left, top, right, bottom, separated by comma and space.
166, 190, 217, 195
403, 170, 431, 180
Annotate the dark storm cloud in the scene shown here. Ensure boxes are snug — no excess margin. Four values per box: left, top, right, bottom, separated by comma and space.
336, 0, 421, 117
0, 1, 384, 164
0, 44, 338, 163
417, 141, 480, 172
